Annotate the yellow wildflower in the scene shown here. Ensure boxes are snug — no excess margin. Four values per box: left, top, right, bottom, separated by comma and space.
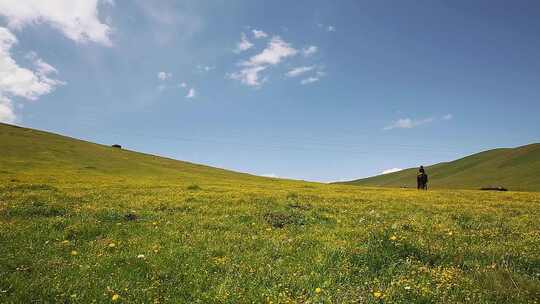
109, 243, 116, 248
70, 250, 78, 256
389, 235, 397, 241
315, 287, 322, 293
373, 291, 383, 298
112, 294, 120, 301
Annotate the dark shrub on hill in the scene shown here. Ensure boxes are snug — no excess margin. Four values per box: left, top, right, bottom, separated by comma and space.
124, 213, 138, 221
187, 184, 201, 191
264, 211, 306, 228
480, 186, 508, 191
111, 144, 122, 149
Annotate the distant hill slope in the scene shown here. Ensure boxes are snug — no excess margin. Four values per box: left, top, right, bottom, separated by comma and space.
0, 123, 269, 185
340, 144, 540, 191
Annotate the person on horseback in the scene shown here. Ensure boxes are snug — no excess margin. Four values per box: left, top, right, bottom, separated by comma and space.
417, 166, 428, 190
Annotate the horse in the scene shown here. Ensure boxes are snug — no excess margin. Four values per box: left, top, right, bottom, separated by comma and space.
417, 172, 428, 190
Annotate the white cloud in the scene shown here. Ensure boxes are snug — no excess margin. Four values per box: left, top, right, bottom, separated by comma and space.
386, 118, 414, 129
26, 52, 58, 76
0, 96, 16, 123
186, 88, 196, 98
261, 173, 278, 178
0, 0, 113, 46
179, 82, 187, 88
296, 68, 325, 85
286, 66, 315, 78
384, 117, 434, 130
34, 58, 58, 76
243, 36, 298, 67
197, 65, 214, 72
303, 45, 318, 56
158, 71, 172, 80
0, 27, 64, 123
381, 168, 403, 174
231, 36, 298, 87
300, 77, 320, 85
317, 23, 336, 32
229, 65, 267, 87
0, 28, 63, 100
0, 26, 64, 102
252, 29, 268, 39
442, 114, 453, 120
234, 32, 253, 53
0, 2, 110, 123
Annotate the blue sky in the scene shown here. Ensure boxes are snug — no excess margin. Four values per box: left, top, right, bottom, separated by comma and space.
1, 0, 539, 182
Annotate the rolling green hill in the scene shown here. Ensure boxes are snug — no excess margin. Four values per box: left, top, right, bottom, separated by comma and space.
342, 143, 540, 191
0, 122, 277, 187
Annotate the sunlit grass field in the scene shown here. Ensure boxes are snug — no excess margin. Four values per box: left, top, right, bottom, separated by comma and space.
2, 178, 539, 303
1, 123, 539, 303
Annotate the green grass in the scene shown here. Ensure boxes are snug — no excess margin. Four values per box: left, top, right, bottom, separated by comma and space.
341, 144, 540, 192
1, 123, 540, 303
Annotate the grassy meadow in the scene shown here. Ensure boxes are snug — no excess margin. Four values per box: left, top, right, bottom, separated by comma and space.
1, 123, 540, 303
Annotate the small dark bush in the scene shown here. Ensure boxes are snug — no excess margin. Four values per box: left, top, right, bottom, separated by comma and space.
186, 184, 201, 191
124, 213, 138, 221
480, 187, 508, 191
263, 211, 305, 228
286, 192, 299, 200
287, 202, 312, 211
